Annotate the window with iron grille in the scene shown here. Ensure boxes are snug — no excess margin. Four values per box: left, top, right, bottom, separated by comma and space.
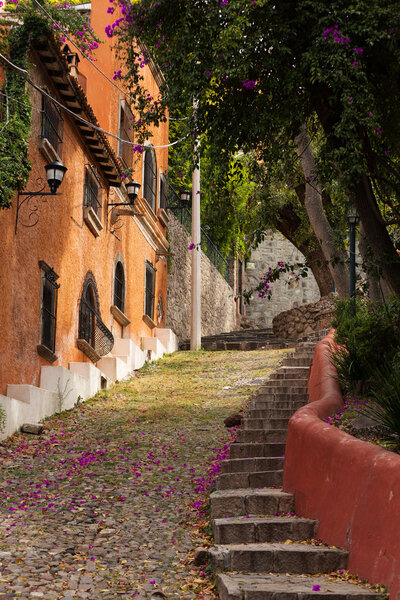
78, 273, 114, 360
79, 281, 97, 348
143, 146, 157, 211
41, 95, 63, 155
145, 261, 156, 319
39, 262, 60, 354
159, 173, 167, 210
114, 261, 125, 312
84, 166, 102, 218
118, 102, 134, 168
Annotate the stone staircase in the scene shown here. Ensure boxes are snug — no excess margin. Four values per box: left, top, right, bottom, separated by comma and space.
179, 328, 295, 351
208, 340, 379, 600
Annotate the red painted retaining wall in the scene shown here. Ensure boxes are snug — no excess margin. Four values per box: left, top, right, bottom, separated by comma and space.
283, 331, 400, 598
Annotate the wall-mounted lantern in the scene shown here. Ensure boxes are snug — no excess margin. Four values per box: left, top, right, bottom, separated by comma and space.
108, 179, 141, 209
15, 160, 68, 233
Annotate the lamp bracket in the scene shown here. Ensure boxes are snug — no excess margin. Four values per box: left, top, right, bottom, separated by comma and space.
156, 251, 175, 263
15, 177, 59, 234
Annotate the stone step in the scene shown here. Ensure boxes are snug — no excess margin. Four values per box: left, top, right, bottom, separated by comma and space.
210, 488, 294, 519
296, 341, 318, 348
209, 543, 349, 574
246, 408, 295, 419
249, 399, 306, 411
263, 378, 308, 388
277, 364, 310, 372
229, 442, 286, 459
242, 418, 290, 430
236, 429, 287, 443
255, 392, 309, 402
287, 350, 315, 358
270, 369, 309, 380
284, 357, 313, 367
258, 385, 308, 395
216, 573, 379, 600
220, 457, 284, 473
216, 470, 283, 490
213, 516, 318, 544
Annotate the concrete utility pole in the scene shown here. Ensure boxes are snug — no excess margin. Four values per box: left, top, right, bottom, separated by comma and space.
191, 131, 201, 350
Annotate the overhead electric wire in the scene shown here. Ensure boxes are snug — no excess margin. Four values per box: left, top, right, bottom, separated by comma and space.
0, 52, 188, 150
32, 0, 131, 100
31, 3, 194, 127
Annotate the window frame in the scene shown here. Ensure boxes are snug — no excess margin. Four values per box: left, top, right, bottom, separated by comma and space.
113, 261, 125, 313
38, 261, 60, 356
142, 145, 157, 212
83, 164, 102, 219
117, 99, 134, 169
159, 172, 168, 211
40, 94, 63, 156
144, 260, 156, 320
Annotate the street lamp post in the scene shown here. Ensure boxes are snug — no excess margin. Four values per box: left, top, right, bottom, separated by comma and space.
346, 201, 360, 315
191, 134, 201, 350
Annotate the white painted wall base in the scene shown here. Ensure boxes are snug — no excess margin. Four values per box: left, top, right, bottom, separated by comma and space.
97, 355, 130, 382
68, 362, 104, 398
0, 328, 176, 441
40, 365, 91, 402
141, 336, 165, 361
155, 328, 178, 354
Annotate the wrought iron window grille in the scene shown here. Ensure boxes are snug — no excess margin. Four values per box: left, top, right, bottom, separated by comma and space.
39, 261, 60, 355
145, 260, 156, 319
84, 165, 102, 216
159, 173, 168, 210
114, 261, 125, 313
118, 102, 134, 168
41, 94, 63, 155
143, 146, 157, 212
78, 279, 114, 360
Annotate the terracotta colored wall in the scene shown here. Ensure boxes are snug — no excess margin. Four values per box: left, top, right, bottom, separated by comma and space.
80, 1, 169, 196
0, 9, 169, 395
283, 332, 400, 598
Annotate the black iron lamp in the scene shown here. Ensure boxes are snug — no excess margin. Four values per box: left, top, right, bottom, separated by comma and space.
108, 179, 141, 208
180, 189, 191, 208
125, 180, 141, 205
346, 202, 360, 227
45, 160, 68, 194
15, 160, 68, 233
346, 200, 360, 315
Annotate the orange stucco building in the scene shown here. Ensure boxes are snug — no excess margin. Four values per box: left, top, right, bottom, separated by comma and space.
0, 2, 177, 438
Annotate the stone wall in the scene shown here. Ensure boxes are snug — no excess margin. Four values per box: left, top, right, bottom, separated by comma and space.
244, 232, 321, 328
272, 294, 337, 340
165, 213, 238, 341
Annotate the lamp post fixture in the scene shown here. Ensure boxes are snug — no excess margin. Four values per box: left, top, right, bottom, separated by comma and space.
179, 189, 191, 208
191, 129, 201, 351
346, 200, 360, 315
15, 160, 68, 233
108, 179, 141, 208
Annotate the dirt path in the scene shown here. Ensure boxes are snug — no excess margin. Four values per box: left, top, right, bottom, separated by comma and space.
0, 348, 290, 600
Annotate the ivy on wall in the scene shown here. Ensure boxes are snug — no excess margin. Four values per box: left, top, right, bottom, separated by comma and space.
0, 17, 39, 209
0, 3, 100, 209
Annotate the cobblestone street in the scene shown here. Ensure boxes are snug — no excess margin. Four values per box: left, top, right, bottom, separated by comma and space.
0, 349, 288, 600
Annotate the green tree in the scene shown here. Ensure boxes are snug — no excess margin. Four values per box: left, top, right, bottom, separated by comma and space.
109, 0, 400, 295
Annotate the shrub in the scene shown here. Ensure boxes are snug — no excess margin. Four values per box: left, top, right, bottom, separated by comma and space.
361, 359, 400, 438
331, 296, 400, 393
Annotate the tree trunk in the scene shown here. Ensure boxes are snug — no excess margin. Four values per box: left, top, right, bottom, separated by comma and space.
295, 125, 350, 297
276, 204, 334, 296
312, 90, 400, 297
352, 175, 400, 296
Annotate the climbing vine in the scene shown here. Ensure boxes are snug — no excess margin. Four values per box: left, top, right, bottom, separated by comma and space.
0, 2, 100, 209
